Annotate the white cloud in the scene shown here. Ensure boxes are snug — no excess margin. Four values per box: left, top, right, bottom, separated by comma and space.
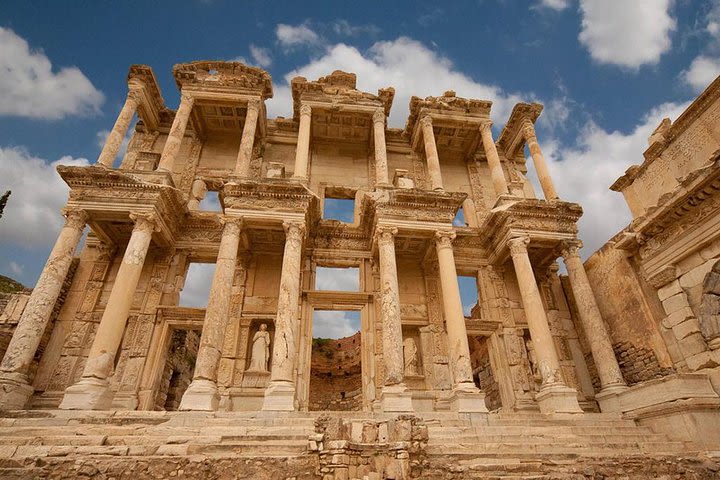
682, 56, 720, 92
0, 27, 104, 119
8, 261, 24, 276
0, 146, 89, 248
315, 267, 359, 291
266, 37, 527, 128
543, 101, 689, 257
249, 44, 272, 68
313, 310, 360, 339
179, 263, 216, 308
331, 20, 380, 37
578, 0, 676, 69
537, 0, 571, 11
276, 23, 321, 49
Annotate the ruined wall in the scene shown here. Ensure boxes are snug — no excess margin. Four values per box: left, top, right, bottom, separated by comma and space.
309, 332, 362, 411
154, 329, 200, 411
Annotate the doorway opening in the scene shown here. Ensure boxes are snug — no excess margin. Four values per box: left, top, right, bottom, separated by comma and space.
154, 328, 201, 411
468, 335, 501, 411
309, 310, 362, 411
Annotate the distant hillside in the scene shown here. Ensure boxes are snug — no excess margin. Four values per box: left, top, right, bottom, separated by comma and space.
0, 274, 26, 294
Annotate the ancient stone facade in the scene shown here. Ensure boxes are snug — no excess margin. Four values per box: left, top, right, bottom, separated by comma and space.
1, 61, 720, 477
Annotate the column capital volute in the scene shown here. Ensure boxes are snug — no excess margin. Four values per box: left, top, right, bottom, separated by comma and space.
372, 108, 385, 125
560, 239, 583, 259
479, 119, 493, 132
507, 235, 530, 257
283, 220, 306, 241
129, 212, 161, 234
434, 230, 457, 248
419, 115, 433, 129
375, 225, 398, 244
220, 216, 243, 235
61, 208, 88, 230
299, 103, 312, 118
247, 98, 262, 112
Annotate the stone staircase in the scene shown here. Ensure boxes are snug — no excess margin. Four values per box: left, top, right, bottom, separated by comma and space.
0, 410, 715, 479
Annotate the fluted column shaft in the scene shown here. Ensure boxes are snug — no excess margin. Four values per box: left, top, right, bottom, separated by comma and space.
479, 120, 509, 196
562, 240, 626, 392
0, 209, 87, 408
521, 122, 558, 200
373, 109, 389, 186
420, 116, 443, 191
235, 99, 261, 176
435, 231, 475, 389
157, 93, 194, 172
376, 226, 405, 386
98, 90, 140, 168
293, 104, 312, 180
508, 236, 563, 386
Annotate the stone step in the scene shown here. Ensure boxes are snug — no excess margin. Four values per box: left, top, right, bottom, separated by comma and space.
428, 433, 671, 445
425, 441, 688, 456
428, 424, 656, 435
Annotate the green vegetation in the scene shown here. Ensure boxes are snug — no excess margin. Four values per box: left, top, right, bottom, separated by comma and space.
312, 337, 335, 359
0, 274, 25, 294
0, 191, 10, 219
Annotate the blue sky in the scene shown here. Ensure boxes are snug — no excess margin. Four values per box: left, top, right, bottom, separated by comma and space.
1, 1, 718, 321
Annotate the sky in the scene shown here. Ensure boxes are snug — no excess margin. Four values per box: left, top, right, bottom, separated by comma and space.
1, 0, 718, 337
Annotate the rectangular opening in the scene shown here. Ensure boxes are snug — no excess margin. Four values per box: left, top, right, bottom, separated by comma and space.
199, 190, 222, 212
467, 335, 501, 411
315, 266, 360, 291
309, 310, 361, 411
154, 327, 201, 411
453, 207, 467, 227
458, 275, 479, 318
179, 262, 216, 307
323, 187, 356, 223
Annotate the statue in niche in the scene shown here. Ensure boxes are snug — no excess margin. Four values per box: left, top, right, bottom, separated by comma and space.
525, 339, 541, 385
403, 337, 420, 376
248, 324, 271, 372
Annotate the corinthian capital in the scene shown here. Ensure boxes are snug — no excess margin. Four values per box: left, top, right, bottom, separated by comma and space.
247, 98, 262, 112
435, 230, 457, 248
221, 216, 244, 236
283, 221, 306, 242
129, 212, 160, 234
61, 208, 88, 230
507, 235, 530, 257
299, 103, 312, 118
375, 225, 398, 244
419, 115, 433, 129
126, 87, 144, 106
521, 121, 537, 142
560, 239, 583, 259
479, 119, 493, 132
373, 108, 385, 125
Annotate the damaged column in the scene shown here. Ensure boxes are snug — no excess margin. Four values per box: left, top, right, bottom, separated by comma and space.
479, 120, 509, 198
420, 115, 444, 191
521, 121, 558, 201
97, 87, 141, 168
435, 230, 488, 412
373, 108, 390, 186
60, 213, 159, 410
292, 104, 312, 180
0, 208, 88, 409
234, 98, 261, 177
376, 226, 413, 412
262, 221, 305, 411
508, 235, 582, 413
180, 217, 243, 411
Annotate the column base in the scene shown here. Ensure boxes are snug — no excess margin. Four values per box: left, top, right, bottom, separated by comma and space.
595, 382, 629, 402
179, 379, 219, 411
0, 373, 34, 409
261, 380, 296, 411
111, 391, 139, 410
535, 383, 583, 414
449, 385, 488, 413
59, 377, 114, 410
380, 384, 414, 413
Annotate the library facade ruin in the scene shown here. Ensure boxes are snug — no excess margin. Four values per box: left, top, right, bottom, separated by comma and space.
1, 61, 720, 478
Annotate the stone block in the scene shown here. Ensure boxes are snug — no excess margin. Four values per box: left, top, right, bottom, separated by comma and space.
662, 292, 690, 315
658, 280, 682, 301
679, 333, 709, 358
679, 260, 716, 289
662, 307, 696, 329
700, 240, 720, 261
672, 319, 701, 340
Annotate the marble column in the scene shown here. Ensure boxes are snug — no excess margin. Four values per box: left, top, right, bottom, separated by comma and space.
376, 226, 413, 412
292, 104, 312, 180
60, 213, 158, 410
235, 99, 261, 177
508, 235, 581, 413
373, 108, 390, 186
479, 120, 509, 197
262, 221, 305, 411
420, 116, 443, 191
0, 209, 87, 409
521, 122, 558, 201
435, 231, 488, 412
180, 218, 242, 411
561, 240, 627, 395
157, 93, 194, 172
98, 89, 141, 168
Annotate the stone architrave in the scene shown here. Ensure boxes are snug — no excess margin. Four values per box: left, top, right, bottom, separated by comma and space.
59, 213, 159, 410
508, 235, 581, 413
521, 121, 558, 201
0, 209, 88, 409
262, 221, 305, 411
420, 116, 443, 191
157, 93, 194, 172
180, 217, 242, 411
561, 240, 627, 396
98, 89, 141, 168
373, 108, 390, 186
235, 99, 262, 176
479, 120, 509, 197
292, 104, 312, 180
435, 230, 488, 412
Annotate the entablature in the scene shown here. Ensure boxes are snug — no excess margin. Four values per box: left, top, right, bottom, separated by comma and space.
496, 102, 543, 157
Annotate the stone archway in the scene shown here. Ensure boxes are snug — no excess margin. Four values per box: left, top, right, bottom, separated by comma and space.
700, 260, 720, 350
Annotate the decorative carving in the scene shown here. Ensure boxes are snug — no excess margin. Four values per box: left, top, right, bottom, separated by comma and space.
508, 235, 530, 257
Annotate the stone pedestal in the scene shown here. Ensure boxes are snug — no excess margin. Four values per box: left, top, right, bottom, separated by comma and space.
60, 377, 114, 410
535, 383, 583, 414
262, 381, 297, 411
449, 389, 489, 413
178, 379, 220, 411
380, 384, 414, 412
